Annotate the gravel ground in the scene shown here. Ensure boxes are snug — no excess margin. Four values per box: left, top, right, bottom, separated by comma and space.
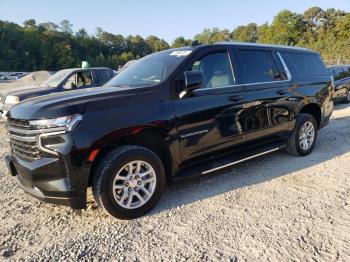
0, 104, 350, 261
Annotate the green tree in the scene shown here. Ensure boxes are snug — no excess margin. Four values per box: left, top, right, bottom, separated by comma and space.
60, 19, 73, 34
172, 36, 191, 48
39, 22, 59, 32
232, 23, 258, 42
76, 28, 88, 38
259, 10, 306, 45
23, 19, 37, 30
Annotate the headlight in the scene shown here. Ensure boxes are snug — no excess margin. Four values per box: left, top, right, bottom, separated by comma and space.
5, 95, 20, 105
29, 114, 83, 131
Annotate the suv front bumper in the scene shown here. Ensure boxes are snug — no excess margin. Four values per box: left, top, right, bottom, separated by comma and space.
5, 154, 87, 209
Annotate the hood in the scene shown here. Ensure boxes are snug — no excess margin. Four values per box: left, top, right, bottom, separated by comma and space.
8, 85, 156, 120
2, 86, 57, 102
0, 85, 44, 96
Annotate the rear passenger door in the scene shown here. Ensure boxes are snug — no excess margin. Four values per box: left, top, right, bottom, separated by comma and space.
233, 47, 293, 140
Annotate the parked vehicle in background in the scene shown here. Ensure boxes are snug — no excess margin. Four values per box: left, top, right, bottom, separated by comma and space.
328, 65, 350, 104
4, 72, 28, 80
0, 67, 115, 119
5, 42, 333, 219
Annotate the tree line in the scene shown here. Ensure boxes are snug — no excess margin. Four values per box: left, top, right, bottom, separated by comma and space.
0, 6, 349, 71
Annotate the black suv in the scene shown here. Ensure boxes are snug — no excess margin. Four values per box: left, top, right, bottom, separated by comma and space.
328, 65, 350, 104
5, 42, 333, 219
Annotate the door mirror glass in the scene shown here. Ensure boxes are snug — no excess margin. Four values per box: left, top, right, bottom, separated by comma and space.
180, 71, 203, 98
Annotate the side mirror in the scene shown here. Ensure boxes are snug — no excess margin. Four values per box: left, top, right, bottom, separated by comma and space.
180, 71, 203, 98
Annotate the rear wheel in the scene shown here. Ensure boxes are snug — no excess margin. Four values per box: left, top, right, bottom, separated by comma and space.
286, 113, 318, 156
92, 145, 165, 219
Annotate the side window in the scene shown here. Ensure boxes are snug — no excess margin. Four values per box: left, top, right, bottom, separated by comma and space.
63, 71, 94, 90
286, 53, 328, 76
236, 50, 279, 84
78, 71, 93, 87
99, 70, 115, 85
334, 67, 344, 81
191, 52, 234, 88
63, 74, 77, 90
328, 68, 335, 78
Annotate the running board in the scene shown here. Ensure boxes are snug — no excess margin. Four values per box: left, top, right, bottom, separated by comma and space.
202, 147, 280, 175
173, 141, 286, 182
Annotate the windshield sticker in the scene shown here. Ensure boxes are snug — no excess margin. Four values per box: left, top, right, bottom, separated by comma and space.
170, 51, 192, 57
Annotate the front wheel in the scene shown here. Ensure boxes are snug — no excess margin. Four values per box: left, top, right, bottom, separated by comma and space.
92, 145, 165, 219
286, 113, 318, 156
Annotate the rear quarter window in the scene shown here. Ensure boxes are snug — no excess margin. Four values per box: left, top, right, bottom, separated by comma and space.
282, 52, 328, 77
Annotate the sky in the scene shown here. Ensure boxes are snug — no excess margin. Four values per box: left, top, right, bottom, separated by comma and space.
0, 0, 349, 43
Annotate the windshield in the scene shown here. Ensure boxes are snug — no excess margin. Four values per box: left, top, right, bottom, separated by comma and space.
42, 69, 72, 87
105, 49, 192, 88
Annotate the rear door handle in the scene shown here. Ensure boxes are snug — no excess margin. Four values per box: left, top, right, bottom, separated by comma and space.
229, 95, 243, 102
276, 89, 287, 95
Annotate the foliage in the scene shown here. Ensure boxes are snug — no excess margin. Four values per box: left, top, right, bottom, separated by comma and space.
0, 7, 349, 71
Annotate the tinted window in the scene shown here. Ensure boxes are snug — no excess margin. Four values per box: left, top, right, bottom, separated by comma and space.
286, 53, 328, 76
99, 70, 114, 85
336, 67, 345, 80
236, 50, 278, 84
328, 68, 335, 77
78, 71, 93, 87
191, 52, 234, 88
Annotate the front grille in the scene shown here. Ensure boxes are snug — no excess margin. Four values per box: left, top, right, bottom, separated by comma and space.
6, 118, 43, 161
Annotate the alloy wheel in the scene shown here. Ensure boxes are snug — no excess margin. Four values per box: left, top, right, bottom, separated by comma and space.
299, 121, 315, 151
112, 160, 157, 209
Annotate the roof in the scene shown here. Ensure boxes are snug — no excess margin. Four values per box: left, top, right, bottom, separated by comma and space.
166, 41, 318, 55
66, 67, 112, 71
214, 41, 316, 53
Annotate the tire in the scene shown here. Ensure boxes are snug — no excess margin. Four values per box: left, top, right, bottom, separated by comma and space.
92, 145, 165, 219
286, 113, 318, 156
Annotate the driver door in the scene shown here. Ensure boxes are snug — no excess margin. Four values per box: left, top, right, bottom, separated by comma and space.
173, 47, 248, 161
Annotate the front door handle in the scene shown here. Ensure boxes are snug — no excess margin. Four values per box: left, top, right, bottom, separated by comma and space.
276, 89, 287, 95
229, 95, 243, 102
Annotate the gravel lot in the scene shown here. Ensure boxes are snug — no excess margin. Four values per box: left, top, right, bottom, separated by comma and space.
0, 104, 350, 261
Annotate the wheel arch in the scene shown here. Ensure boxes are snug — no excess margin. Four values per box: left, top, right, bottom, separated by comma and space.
298, 103, 321, 129
87, 126, 174, 186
